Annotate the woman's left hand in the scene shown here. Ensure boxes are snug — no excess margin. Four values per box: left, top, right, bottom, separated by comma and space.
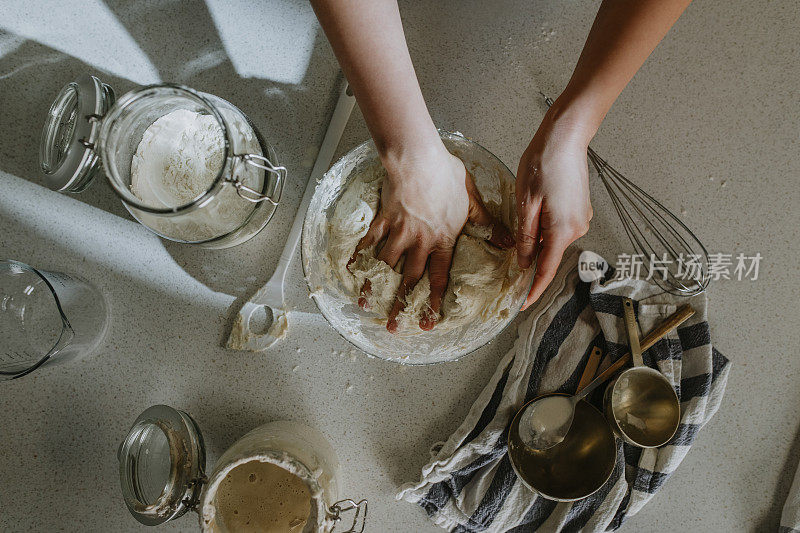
516, 104, 594, 310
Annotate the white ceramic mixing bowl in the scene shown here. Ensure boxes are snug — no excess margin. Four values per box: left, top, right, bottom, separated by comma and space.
301, 131, 533, 364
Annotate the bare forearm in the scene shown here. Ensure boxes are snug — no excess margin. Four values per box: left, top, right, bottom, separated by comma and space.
310, 0, 440, 160
554, 0, 692, 138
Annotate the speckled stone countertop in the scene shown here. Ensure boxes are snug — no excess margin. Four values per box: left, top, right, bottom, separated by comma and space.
1, 1, 798, 531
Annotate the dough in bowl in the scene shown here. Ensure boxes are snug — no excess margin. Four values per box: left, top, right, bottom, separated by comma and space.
327, 156, 522, 334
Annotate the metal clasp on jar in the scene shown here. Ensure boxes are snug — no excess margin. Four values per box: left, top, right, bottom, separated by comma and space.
328, 498, 368, 533
230, 153, 287, 205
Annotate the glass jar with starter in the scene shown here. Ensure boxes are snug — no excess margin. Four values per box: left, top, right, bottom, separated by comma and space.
39, 74, 286, 248
117, 405, 367, 532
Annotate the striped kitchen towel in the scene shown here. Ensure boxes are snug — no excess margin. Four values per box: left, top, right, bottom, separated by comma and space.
397, 248, 730, 532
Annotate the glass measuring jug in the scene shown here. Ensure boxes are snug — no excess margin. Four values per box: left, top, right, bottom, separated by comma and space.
0, 260, 109, 380
118, 405, 367, 532
39, 74, 285, 248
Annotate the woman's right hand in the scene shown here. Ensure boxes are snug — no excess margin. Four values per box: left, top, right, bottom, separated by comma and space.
350, 141, 514, 333
313, 0, 515, 332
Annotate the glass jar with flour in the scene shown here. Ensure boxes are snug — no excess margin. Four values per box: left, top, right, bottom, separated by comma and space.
39, 74, 285, 248
118, 405, 367, 532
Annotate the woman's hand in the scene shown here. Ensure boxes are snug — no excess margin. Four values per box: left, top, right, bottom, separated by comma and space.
350, 142, 514, 333
511, 0, 694, 310
314, 0, 692, 316
516, 103, 594, 310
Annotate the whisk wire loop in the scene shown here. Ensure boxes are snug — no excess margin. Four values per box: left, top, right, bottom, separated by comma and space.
586, 146, 710, 296
541, 94, 709, 295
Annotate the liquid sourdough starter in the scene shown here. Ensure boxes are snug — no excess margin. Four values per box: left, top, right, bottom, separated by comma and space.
327, 156, 523, 335
211, 460, 312, 533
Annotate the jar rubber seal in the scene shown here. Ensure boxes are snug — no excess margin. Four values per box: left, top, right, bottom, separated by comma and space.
39, 74, 114, 192
118, 405, 206, 526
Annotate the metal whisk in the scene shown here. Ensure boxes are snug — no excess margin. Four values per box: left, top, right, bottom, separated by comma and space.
544, 96, 710, 296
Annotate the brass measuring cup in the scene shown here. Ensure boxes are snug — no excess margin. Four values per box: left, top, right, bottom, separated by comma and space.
507, 347, 616, 501
602, 299, 691, 448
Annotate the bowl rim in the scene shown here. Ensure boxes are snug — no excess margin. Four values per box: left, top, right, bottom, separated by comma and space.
604, 367, 681, 448
508, 392, 618, 502
300, 129, 533, 366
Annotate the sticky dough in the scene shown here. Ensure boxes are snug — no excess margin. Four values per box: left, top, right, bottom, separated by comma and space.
327, 159, 521, 333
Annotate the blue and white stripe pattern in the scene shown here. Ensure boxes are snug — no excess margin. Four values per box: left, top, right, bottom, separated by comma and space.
397, 249, 731, 532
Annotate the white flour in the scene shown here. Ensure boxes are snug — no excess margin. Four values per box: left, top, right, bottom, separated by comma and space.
130, 109, 263, 242
518, 395, 573, 449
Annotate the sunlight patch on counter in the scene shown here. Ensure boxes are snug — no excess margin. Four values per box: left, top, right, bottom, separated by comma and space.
0, 0, 159, 84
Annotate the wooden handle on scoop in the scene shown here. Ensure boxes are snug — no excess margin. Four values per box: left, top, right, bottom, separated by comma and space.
590, 304, 696, 386
577, 346, 604, 393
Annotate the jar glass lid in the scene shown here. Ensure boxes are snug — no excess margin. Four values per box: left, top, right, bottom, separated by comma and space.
118, 405, 206, 526
39, 74, 114, 192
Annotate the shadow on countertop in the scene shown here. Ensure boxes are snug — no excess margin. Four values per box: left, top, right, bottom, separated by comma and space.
0, 0, 340, 309
755, 420, 800, 532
